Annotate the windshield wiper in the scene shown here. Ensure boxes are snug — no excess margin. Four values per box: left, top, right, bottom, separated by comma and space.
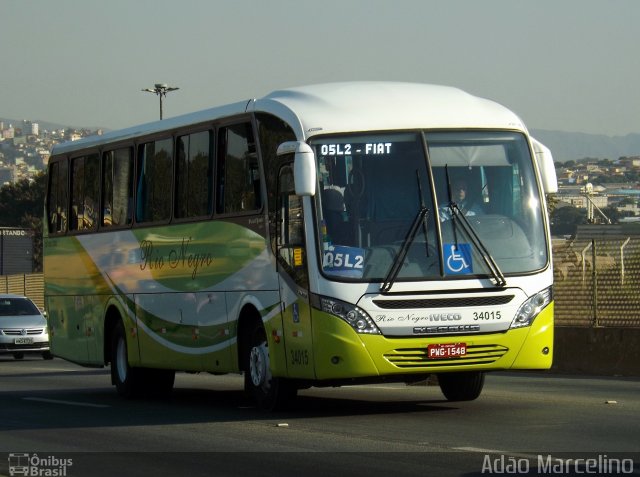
444, 166, 506, 288
448, 203, 506, 287
380, 170, 430, 293
380, 206, 429, 293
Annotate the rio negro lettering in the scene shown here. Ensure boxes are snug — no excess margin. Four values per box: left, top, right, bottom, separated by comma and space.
139, 237, 213, 279
375, 313, 463, 324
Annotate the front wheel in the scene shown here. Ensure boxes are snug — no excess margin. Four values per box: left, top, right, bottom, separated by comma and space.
438, 371, 485, 401
243, 321, 296, 410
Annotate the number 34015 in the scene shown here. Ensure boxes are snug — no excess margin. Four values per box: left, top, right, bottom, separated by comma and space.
473, 311, 502, 320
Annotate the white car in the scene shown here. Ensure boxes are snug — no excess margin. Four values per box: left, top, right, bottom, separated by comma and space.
0, 294, 52, 360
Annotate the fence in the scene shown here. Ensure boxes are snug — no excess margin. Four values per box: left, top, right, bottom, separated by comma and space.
0, 273, 44, 310
553, 237, 640, 327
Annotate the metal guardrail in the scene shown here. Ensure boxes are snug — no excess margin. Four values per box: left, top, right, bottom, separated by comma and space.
553, 237, 640, 327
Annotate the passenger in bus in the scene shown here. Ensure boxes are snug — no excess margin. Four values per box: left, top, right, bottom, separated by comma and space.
440, 179, 484, 220
322, 187, 351, 245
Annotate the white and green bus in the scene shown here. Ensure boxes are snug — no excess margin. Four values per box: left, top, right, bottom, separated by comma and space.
44, 82, 557, 409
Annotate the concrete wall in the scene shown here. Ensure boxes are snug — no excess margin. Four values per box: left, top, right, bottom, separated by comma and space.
552, 327, 640, 376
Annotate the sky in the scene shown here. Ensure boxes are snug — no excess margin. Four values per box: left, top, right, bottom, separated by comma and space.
1, 0, 639, 136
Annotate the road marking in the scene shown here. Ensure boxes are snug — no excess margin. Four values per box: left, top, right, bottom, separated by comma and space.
23, 397, 110, 408
455, 447, 540, 459
23, 367, 83, 372
456, 446, 510, 454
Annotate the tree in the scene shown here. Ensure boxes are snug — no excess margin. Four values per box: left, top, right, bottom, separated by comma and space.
550, 205, 587, 236
546, 193, 559, 216
0, 172, 46, 271
601, 206, 621, 224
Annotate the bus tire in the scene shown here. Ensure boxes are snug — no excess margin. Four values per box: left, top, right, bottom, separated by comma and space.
243, 321, 296, 410
111, 320, 144, 398
438, 371, 485, 401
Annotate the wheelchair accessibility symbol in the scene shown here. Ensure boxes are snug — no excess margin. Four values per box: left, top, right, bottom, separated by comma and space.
444, 243, 473, 275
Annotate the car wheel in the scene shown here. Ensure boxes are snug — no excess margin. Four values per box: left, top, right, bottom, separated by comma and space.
42, 351, 54, 360
13, 352, 25, 360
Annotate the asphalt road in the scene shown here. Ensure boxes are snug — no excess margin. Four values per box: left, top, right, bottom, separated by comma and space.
0, 355, 638, 477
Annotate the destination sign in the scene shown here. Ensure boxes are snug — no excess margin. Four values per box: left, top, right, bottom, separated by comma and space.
319, 142, 392, 156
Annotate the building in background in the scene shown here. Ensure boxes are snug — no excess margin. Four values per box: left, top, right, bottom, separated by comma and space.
0, 227, 34, 275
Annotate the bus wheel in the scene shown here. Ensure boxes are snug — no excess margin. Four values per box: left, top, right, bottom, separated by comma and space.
438, 371, 485, 401
244, 322, 296, 410
111, 321, 142, 398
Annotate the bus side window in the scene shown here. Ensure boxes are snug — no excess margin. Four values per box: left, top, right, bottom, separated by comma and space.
102, 148, 133, 228
70, 154, 99, 232
47, 160, 68, 234
216, 122, 261, 214
176, 130, 213, 218
136, 138, 173, 223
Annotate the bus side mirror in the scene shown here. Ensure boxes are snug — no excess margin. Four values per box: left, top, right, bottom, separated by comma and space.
277, 141, 316, 196
531, 138, 558, 194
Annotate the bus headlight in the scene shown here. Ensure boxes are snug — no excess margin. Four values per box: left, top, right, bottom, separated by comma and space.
320, 297, 381, 334
510, 286, 553, 329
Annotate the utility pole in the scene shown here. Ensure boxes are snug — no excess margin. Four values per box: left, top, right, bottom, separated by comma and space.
142, 83, 179, 120
582, 182, 611, 224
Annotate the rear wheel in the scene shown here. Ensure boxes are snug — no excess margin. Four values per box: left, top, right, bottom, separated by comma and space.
244, 321, 296, 410
438, 371, 485, 401
111, 320, 141, 398
110, 321, 174, 398
42, 351, 54, 360
13, 352, 24, 360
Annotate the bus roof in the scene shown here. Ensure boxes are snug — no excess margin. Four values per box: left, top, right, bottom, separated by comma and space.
51, 82, 526, 155
253, 82, 527, 139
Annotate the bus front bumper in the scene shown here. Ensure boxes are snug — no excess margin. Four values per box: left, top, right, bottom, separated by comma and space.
311, 304, 554, 380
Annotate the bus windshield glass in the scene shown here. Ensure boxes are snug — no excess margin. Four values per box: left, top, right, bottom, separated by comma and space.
311, 131, 548, 282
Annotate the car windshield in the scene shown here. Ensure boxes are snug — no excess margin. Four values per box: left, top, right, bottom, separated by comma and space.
0, 297, 40, 316
311, 131, 548, 282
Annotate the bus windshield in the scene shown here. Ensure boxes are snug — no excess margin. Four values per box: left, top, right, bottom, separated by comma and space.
311, 131, 548, 282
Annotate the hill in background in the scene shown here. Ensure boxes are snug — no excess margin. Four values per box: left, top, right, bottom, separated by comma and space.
531, 129, 640, 163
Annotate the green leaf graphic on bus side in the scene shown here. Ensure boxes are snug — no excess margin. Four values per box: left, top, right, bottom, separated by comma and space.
131, 221, 266, 291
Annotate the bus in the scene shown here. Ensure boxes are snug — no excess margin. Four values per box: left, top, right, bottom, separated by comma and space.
44, 82, 558, 409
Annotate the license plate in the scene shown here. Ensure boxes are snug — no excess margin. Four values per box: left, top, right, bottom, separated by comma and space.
427, 343, 467, 359
14, 337, 33, 345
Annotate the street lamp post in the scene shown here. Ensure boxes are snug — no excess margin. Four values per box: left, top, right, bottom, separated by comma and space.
142, 83, 179, 120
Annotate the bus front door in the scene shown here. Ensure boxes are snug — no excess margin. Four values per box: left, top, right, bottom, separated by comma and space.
275, 166, 315, 380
